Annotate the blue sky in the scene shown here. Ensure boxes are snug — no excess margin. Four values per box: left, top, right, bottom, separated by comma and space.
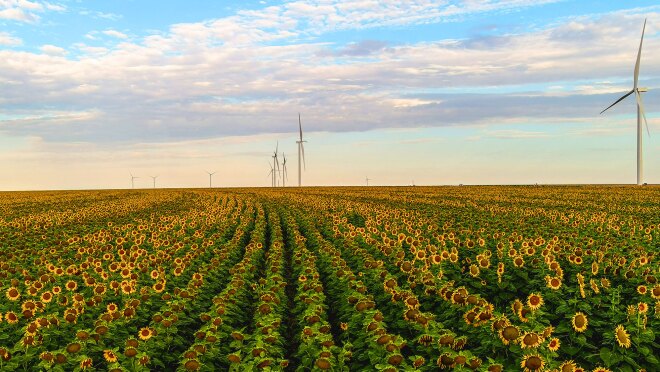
0, 0, 659, 189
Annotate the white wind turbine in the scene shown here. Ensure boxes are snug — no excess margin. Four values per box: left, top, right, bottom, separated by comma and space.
272, 142, 280, 187
282, 153, 288, 187
365, 177, 372, 186
600, 19, 650, 186
150, 175, 158, 189
206, 171, 216, 188
267, 163, 275, 187
130, 172, 139, 189
296, 113, 307, 187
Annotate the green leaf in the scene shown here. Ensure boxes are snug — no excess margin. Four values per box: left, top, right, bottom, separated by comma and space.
600, 347, 613, 367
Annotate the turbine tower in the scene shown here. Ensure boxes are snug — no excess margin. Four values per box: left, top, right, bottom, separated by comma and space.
130, 172, 139, 189
365, 177, 372, 186
600, 19, 650, 186
282, 153, 288, 187
296, 113, 307, 187
206, 171, 216, 188
150, 175, 158, 189
272, 142, 280, 187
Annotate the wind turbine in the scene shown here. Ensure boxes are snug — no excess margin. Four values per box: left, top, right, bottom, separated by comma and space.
600, 19, 650, 186
296, 113, 307, 187
365, 177, 372, 186
206, 171, 216, 188
267, 163, 275, 187
282, 153, 288, 187
130, 172, 139, 189
272, 142, 280, 187
150, 175, 158, 189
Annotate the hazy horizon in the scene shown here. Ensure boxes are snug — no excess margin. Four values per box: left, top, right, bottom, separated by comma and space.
1, 1, 659, 190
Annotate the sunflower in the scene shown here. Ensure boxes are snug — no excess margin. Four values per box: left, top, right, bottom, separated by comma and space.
520, 332, 543, 349
513, 256, 525, 268
340, 322, 348, 331
6, 311, 18, 324
592, 368, 612, 372
601, 278, 611, 289
558, 360, 578, 372
614, 324, 631, 348
527, 293, 544, 310
66, 342, 82, 354
106, 303, 118, 313
520, 354, 544, 372
103, 350, 118, 363
499, 325, 519, 345
512, 299, 524, 316
65, 280, 78, 291
6, 287, 20, 301
545, 276, 562, 290
41, 291, 53, 303
548, 337, 560, 351
138, 327, 154, 341
80, 357, 93, 370
589, 279, 600, 294
571, 312, 588, 332
637, 285, 647, 295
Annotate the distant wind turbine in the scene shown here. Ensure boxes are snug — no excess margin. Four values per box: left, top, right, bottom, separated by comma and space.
600, 19, 650, 186
267, 163, 275, 187
296, 113, 307, 187
150, 175, 158, 189
282, 153, 288, 187
365, 177, 372, 186
206, 171, 216, 188
130, 172, 139, 189
272, 142, 280, 187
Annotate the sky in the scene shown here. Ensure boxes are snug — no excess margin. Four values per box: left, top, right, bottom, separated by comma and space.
0, 0, 659, 190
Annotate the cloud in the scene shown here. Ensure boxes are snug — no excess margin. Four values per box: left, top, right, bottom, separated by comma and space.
0, 31, 22, 46
0, 3, 657, 148
0, 0, 64, 22
39, 44, 67, 56
102, 29, 128, 39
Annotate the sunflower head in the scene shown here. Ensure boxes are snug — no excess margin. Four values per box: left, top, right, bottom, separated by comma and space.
571, 312, 588, 332
520, 354, 544, 372
548, 337, 560, 351
527, 293, 544, 310
614, 324, 631, 348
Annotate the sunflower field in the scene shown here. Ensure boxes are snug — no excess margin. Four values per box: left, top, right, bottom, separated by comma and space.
0, 186, 658, 371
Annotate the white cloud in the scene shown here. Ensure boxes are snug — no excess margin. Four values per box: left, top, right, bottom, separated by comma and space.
0, 31, 22, 46
0, 0, 65, 22
0, 4, 657, 148
102, 29, 128, 39
39, 44, 67, 56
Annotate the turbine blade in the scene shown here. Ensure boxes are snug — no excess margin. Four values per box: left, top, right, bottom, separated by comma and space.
301, 143, 306, 170
634, 19, 646, 89
299, 113, 303, 141
636, 91, 650, 137
600, 89, 634, 114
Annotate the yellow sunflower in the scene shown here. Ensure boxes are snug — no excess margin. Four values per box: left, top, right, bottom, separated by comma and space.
6, 287, 20, 301
520, 332, 543, 349
571, 312, 588, 332
614, 324, 631, 348
138, 327, 154, 341
638, 302, 649, 314
558, 360, 578, 372
527, 293, 544, 310
520, 354, 544, 372
499, 325, 520, 345
546, 276, 562, 290
547, 337, 560, 351
103, 349, 118, 363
